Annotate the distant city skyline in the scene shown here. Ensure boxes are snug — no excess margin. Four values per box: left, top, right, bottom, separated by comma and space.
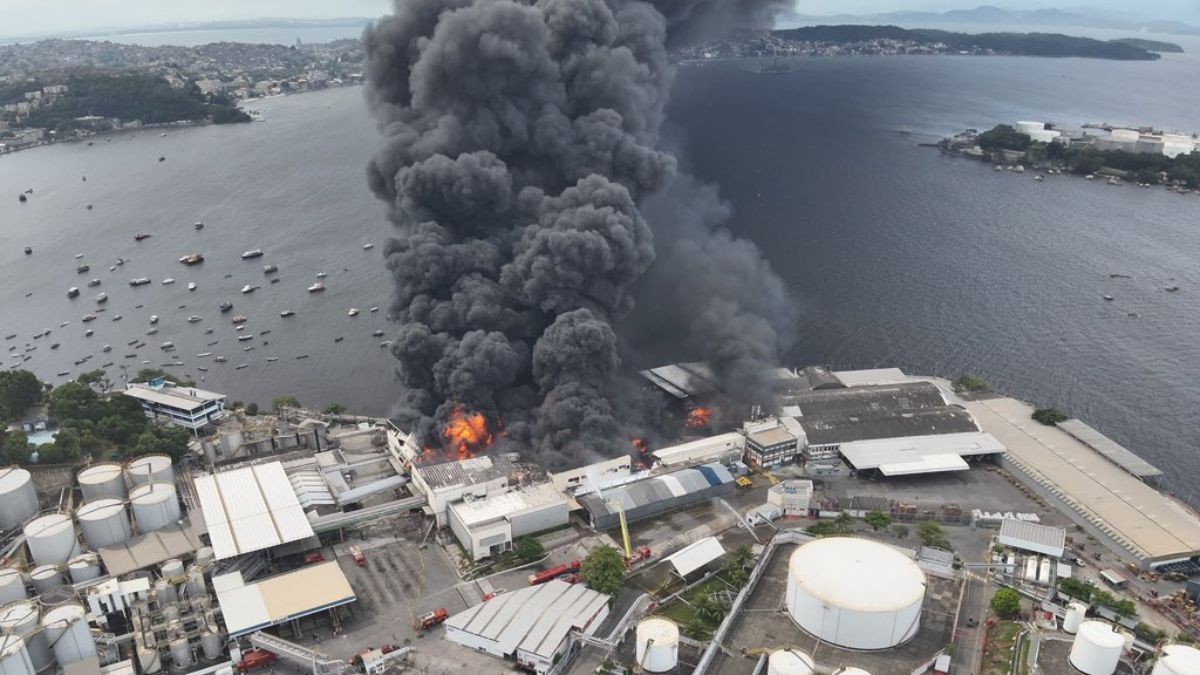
1, 0, 1196, 39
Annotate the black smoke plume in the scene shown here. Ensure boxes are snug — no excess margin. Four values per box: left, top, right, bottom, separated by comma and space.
365, 0, 790, 468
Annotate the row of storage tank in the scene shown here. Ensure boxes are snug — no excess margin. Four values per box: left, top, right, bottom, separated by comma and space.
0, 603, 96, 674
1004, 552, 1054, 585
137, 557, 225, 674
0, 456, 175, 532
1068, 619, 1200, 675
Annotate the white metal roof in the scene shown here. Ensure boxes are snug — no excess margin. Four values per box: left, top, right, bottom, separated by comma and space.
665, 536, 725, 577
124, 382, 225, 410
878, 453, 969, 476
832, 368, 912, 387
999, 519, 1066, 557
445, 579, 608, 660
651, 433, 744, 465
448, 484, 565, 530
215, 561, 356, 636
840, 431, 1005, 472
194, 462, 314, 559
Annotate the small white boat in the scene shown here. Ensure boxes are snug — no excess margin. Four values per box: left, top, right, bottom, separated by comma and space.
187, 315, 202, 323
348, 308, 359, 317
266, 357, 279, 362
74, 253, 84, 259
242, 346, 254, 352
160, 341, 174, 349
198, 352, 213, 358
280, 310, 295, 317
194, 221, 204, 229
149, 315, 159, 324
315, 272, 328, 278
67, 287, 80, 298
237, 334, 253, 341
188, 282, 197, 291
102, 345, 112, 352
307, 282, 325, 293
362, 243, 374, 250
214, 356, 228, 363
241, 249, 264, 259
87, 278, 101, 287
96, 293, 107, 303
241, 285, 256, 294
235, 363, 248, 370
162, 278, 176, 285
369, 306, 380, 313
112, 314, 122, 321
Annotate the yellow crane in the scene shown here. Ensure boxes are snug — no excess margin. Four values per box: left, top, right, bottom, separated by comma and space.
608, 498, 633, 559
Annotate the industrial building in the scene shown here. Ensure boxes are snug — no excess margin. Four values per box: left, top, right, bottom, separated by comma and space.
650, 433, 745, 468
447, 484, 569, 560
549, 456, 633, 493
969, 397, 1200, 568
785, 537, 927, 650
997, 518, 1067, 558
410, 455, 516, 525
837, 431, 1005, 477
577, 463, 735, 531
193, 461, 315, 560
768, 480, 814, 517
443, 579, 610, 674
1057, 419, 1163, 485
123, 379, 226, 431
742, 420, 799, 468
664, 537, 726, 578
214, 561, 357, 637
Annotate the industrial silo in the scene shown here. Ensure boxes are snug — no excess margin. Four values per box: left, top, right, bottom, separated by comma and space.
29, 565, 66, 595
76, 499, 132, 550
67, 554, 102, 584
1070, 621, 1125, 675
195, 547, 215, 564
0, 601, 50, 672
137, 648, 161, 675
785, 537, 925, 650
635, 618, 678, 673
76, 463, 127, 502
1152, 644, 1200, 675
169, 638, 192, 668
127, 455, 174, 487
1063, 602, 1087, 634
0, 568, 26, 604
154, 578, 177, 606
184, 567, 206, 597
768, 649, 814, 675
0, 635, 35, 675
129, 483, 181, 533
0, 469, 39, 531
1015, 121, 1046, 134
40, 604, 95, 666
161, 559, 184, 579
23, 514, 79, 566
200, 628, 223, 661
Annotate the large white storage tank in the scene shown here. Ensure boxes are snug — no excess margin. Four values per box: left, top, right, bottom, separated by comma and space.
785, 537, 925, 650
635, 618, 678, 673
1070, 621, 1125, 675
29, 565, 65, 595
77, 499, 132, 549
130, 482, 181, 533
0, 568, 26, 604
40, 604, 95, 666
67, 553, 102, 584
76, 463, 127, 502
0, 635, 35, 675
127, 455, 174, 487
1016, 121, 1046, 134
1063, 602, 1087, 634
0, 602, 50, 672
1111, 129, 1140, 143
1152, 644, 1200, 675
24, 513, 79, 566
767, 649, 814, 675
0, 469, 39, 531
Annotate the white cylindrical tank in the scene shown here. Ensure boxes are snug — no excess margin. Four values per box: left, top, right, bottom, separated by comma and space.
185, 567, 205, 597
0, 568, 26, 604
1016, 121, 1045, 134
1152, 644, 1200, 675
169, 638, 191, 668
1023, 556, 1037, 581
76, 499, 132, 549
1071, 621, 1125, 675
161, 559, 184, 579
76, 463, 127, 502
201, 628, 222, 661
196, 546, 215, 564
1005, 553, 1015, 573
0, 469, 39, 531
0, 635, 35, 675
40, 604, 95, 666
137, 648, 161, 675
635, 618, 678, 673
767, 649, 814, 675
129, 482, 180, 533
1111, 129, 1140, 143
0, 602, 50, 672
127, 455, 174, 487
29, 564, 65, 595
24, 513, 79, 565
1063, 602, 1087, 634
785, 537, 925, 650
154, 578, 177, 606
1037, 557, 1052, 585
67, 554, 102, 584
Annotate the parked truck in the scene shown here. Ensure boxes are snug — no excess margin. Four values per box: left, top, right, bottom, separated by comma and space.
413, 608, 448, 632
236, 649, 277, 674
527, 560, 581, 586
349, 545, 366, 566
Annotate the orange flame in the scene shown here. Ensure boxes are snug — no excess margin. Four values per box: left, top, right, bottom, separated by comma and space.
442, 404, 494, 460
685, 407, 712, 429
631, 438, 648, 454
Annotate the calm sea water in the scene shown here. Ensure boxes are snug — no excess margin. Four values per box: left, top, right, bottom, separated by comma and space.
2, 51, 1200, 501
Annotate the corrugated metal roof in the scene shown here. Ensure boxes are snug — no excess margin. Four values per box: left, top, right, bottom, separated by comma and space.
216, 561, 356, 636
1057, 419, 1162, 479
841, 432, 1005, 471
194, 462, 315, 560
998, 518, 1066, 556
415, 456, 514, 490
577, 463, 734, 517
445, 580, 609, 660
665, 536, 725, 577
879, 453, 970, 476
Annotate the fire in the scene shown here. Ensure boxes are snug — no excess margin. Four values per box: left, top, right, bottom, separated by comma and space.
631, 438, 648, 454
441, 404, 494, 460
685, 407, 712, 429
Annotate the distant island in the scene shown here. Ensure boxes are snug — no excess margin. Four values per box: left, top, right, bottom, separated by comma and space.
1109, 38, 1185, 54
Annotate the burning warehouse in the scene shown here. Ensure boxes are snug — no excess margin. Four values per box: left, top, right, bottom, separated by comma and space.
577, 463, 735, 531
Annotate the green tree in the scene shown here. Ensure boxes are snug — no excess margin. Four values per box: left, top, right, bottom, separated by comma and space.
833, 512, 855, 533
991, 588, 1022, 618
580, 545, 626, 597
952, 374, 990, 394
1058, 577, 1094, 602
893, 524, 909, 539
48, 382, 100, 422
917, 521, 950, 549
38, 428, 82, 463
807, 520, 838, 537
864, 510, 892, 532
323, 403, 347, 415
245, 402, 259, 416
694, 589, 730, 624
77, 369, 106, 387
514, 537, 544, 562
0, 370, 44, 420
0, 430, 32, 464
272, 395, 301, 413
682, 617, 708, 640
127, 426, 191, 461
1032, 407, 1068, 425
977, 124, 1032, 151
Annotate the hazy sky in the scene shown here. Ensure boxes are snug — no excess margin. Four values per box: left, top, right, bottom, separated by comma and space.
1, 0, 1197, 37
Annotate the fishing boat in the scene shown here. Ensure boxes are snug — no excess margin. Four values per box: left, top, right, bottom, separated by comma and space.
76, 264, 90, 274
96, 293, 107, 303
150, 315, 159, 324
162, 278, 176, 285
315, 272, 328, 278
135, 234, 152, 241
187, 315, 202, 323
82, 314, 97, 322
194, 222, 204, 230
219, 302, 233, 313
266, 357, 279, 362
179, 254, 204, 265
130, 278, 151, 286
87, 279, 101, 288
112, 315, 122, 321
280, 310, 295, 317
188, 282, 197, 291
235, 363, 248, 370
372, 330, 385, 337
307, 282, 325, 293
241, 249, 264, 259
231, 315, 247, 323
369, 307, 380, 313
67, 287, 80, 299
102, 345, 112, 352
214, 356, 228, 363
160, 342, 175, 350
263, 264, 278, 274
362, 243, 375, 250
241, 285, 257, 294
237, 335, 253, 342
348, 308, 359, 317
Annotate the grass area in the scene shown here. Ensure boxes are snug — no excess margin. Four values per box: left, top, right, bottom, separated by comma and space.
651, 575, 738, 640
980, 621, 1022, 675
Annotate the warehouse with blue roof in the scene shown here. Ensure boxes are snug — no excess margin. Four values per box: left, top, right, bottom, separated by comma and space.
576, 463, 735, 531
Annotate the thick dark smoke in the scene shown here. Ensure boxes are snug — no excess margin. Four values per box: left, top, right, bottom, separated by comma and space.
365, 0, 789, 468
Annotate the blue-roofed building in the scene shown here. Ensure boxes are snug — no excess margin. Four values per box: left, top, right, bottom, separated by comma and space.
577, 463, 735, 531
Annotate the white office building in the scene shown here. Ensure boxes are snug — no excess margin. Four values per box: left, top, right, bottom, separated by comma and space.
123, 380, 225, 431
447, 484, 569, 561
